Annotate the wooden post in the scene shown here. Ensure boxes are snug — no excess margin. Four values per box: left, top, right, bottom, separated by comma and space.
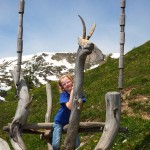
64, 16, 95, 149
118, 0, 126, 92
40, 83, 53, 150
95, 92, 121, 150
3, 122, 128, 134
16, 0, 25, 94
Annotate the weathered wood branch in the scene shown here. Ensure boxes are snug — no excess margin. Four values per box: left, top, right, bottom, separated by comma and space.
3, 122, 128, 135
10, 67, 30, 150
0, 138, 11, 150
44, 83, 53, 150
9, 1, 28, 149
16, 0, 25, 89
45, 83, 53, 123
95, 92, 121, 150
64, 16, 95, 149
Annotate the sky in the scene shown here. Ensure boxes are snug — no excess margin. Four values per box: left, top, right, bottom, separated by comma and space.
0, 0, 150, 59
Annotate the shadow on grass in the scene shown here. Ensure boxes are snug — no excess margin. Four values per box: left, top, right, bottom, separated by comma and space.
134, 134, 150, 150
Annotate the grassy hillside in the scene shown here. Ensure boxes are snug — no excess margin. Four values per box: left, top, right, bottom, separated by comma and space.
0, 41, 150, 149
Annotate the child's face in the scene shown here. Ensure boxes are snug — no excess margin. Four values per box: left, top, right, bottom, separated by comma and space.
60, 76, 73, 93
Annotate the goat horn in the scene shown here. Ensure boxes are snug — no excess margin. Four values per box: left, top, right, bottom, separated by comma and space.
78, 15, 86, 39
86, 23, 96, 40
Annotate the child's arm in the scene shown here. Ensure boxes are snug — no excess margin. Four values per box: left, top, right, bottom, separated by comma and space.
66, 88, 74, 110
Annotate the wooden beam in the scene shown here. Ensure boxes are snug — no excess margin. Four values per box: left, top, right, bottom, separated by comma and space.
3, 122, 128, 134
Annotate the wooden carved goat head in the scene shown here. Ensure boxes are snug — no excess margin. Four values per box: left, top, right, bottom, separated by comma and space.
64, 16, 96, 149
73, 16, 96, 97
74, 15, 96, 97
78, 15, 96, 54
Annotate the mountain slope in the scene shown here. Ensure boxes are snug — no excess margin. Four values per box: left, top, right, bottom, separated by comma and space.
83, 41, 150, 149
0, 41, 150, 149
0, 48, 104, 88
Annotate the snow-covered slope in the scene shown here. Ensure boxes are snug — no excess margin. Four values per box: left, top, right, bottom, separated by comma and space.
0, 50, 121, 101
0, 50, 104, 88
0, 52, 74, 86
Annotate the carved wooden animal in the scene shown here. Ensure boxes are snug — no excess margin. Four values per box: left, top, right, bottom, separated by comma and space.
64, 15, 96, 149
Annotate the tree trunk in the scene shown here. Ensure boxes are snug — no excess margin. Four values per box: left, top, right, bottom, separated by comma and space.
94, 92, 121, 150
10, 67, 30, 150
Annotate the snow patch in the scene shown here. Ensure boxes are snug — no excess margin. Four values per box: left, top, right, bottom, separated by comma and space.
111, 53, 120, 59
0, 51, 101, 90
0, 96, 5, 102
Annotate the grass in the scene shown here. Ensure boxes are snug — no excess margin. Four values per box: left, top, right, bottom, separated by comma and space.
0, 40, 150, 149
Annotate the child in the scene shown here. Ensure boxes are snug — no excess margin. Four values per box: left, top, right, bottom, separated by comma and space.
52, 74, 86, 150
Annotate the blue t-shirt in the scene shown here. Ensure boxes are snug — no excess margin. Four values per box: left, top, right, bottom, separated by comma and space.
54, 91, 86, 126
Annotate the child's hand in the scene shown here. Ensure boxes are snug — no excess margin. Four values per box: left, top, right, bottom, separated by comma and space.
71, 87, 74, 94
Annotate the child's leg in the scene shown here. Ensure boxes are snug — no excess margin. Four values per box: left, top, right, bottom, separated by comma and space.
52, 123, 63, 150
75, 134, 80, 149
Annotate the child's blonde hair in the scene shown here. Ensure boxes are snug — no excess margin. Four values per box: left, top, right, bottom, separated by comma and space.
58, 74, 74, 93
